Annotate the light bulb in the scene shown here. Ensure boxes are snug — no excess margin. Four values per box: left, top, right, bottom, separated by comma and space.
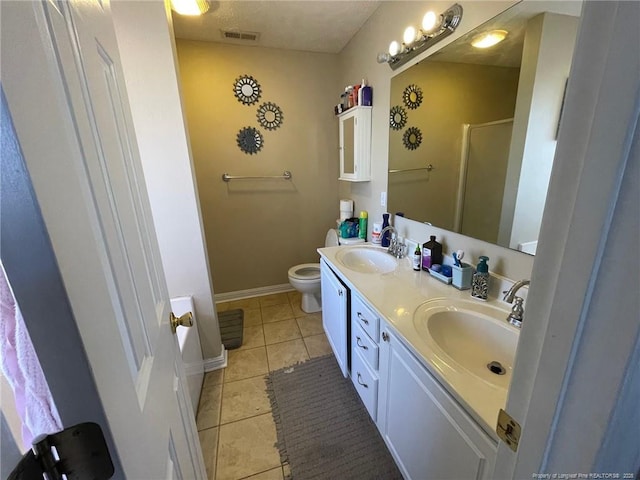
403, 26, 417, 46
171, 0, 210, 16
471, 30, 508, 49
422, 11, 439, 34
389, 41, 400, 57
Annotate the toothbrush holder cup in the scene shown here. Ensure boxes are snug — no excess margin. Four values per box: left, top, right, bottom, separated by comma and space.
452, 263, 473, 290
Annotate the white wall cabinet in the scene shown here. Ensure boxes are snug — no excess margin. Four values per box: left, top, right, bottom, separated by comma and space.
320, 259, 349, 377
377, 321, 497, 480
338, 106, 371, 182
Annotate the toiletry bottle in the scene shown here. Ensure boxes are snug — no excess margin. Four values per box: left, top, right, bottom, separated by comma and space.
421, 235, 442, 271
358, 211, 368, 240
381, 213, 391, 247
413, 244, 421, 271
360, 79, 373, 106
471, 256, 490, 301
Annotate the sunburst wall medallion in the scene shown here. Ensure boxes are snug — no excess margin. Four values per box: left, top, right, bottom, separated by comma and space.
403, 84, 423, 110
403, 127, 422, 150
256, 102, 283, 130
389, 105, 408, 130
233, 75, 262, 105
237, 127, 264, 154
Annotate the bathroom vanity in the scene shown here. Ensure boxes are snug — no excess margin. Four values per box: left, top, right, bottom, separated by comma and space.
319, 245, 520, 480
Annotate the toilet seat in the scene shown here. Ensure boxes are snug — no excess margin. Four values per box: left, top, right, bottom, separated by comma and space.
288, 263, 320, 281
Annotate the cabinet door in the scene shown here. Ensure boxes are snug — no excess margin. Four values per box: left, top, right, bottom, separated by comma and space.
378, 326, 497, 480
320, 260, 349, 377
338, 107, 371, 182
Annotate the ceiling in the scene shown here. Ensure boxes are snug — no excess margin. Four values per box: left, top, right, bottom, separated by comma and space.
171, 1, 382, 54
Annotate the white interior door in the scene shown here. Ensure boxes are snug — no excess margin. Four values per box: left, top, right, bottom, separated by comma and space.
2, 1, 205, 477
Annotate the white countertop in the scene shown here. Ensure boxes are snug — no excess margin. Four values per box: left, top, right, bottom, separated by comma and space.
318, 244, 519, 441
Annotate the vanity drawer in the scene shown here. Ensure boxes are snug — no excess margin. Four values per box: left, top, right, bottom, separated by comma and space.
351, 294, 379, 341
351, 349, 378, 421
352, 319, 379, 371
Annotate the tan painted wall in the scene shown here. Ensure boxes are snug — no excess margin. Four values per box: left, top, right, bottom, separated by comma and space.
388, 61, 519, 229
176, 40, 340, 294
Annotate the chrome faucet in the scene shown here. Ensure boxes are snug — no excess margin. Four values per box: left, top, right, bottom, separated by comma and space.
502, 279, 530, 328
380, 225, 405, 258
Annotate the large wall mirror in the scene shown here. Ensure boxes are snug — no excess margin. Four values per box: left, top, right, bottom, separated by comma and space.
387, 1, 582, 255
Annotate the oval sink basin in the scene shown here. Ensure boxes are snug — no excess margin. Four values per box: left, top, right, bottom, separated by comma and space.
413, 298, 518, 387
335, 246, 397, 274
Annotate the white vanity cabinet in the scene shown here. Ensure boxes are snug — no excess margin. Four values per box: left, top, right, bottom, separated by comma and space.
338, 106, 371, 182
350, 293, 380, 420
320, 259, 349, 377
377, 321, 497, 480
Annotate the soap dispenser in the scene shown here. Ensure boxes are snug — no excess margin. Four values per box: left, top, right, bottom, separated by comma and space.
471, 256, 490, 301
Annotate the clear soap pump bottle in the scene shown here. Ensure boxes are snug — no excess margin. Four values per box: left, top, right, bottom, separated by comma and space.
471, 256, 490, 301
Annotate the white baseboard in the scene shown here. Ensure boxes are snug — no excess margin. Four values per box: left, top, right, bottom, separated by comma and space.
203, 347, 227, 372
214, 283, 294, 303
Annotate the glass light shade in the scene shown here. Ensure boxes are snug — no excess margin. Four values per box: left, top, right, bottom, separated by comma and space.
471, 30, 508, 48
403, 26, 417, 46
389, 41, 401, 57
171, 0, 210, 16
422, 11, 439, 34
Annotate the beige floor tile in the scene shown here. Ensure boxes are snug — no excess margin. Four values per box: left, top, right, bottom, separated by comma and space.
225, 347, 269, 382
198, 427, 218, 480
258, 292, 291, 307
261, 303, 295, 323
217, 302, 231, 312
242, 467, 284, 479
202, 368, 225, 390
304, 333, 333, 358
296, 313, 324, 337
220, 376, 271, 424
287, 290, 301, 305
263, 319, 301, 345
228, 297, 261, 310
239, 325, 265, 350
266, 339, 310, 371
281, 462, 291, 479
290, 300, 306, 318
243, 308, 262, 327
216, 413, 280, 480
197, 383, 222, 430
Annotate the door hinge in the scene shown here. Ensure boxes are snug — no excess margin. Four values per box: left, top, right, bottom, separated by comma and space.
8, 422, 114, 480
496, 408, 521, 452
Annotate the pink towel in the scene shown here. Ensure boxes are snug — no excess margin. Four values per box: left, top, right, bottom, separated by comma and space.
0, 262, 62, 450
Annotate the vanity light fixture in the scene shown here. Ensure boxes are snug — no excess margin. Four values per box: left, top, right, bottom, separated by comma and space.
377, 3, 463, 70
471, 29, 508, 49
170, 0, 210, 16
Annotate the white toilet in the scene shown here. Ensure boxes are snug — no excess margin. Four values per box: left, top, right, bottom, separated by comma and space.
288, 229, 364, 313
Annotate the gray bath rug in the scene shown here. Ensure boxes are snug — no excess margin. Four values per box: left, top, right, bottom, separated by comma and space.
266, 355, 403, 480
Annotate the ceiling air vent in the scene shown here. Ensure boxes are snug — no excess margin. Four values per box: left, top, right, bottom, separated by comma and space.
221, 30, 260, 42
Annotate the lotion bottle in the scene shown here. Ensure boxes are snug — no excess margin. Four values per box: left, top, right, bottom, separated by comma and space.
413, 244, 421, 271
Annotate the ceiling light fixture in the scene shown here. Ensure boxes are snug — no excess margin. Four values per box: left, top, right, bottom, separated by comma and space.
171, 0, 210, 16
471, 30, 508, 48
377, 3, 463, 71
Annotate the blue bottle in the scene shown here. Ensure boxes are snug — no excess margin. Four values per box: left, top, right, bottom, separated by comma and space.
381, 213, 391, 247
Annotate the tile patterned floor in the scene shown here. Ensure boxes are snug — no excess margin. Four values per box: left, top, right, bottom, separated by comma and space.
197, 291, 332, 480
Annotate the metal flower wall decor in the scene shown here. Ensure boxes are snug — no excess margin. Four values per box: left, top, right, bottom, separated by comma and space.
236, 127, 264, 155
403, 127, 423, 150
403, 84, 423, 110
233, 75, 262, 105
256, 102, 283, 130
389, 105, 408, 130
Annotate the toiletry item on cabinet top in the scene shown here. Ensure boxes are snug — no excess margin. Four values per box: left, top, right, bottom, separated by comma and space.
358, 211, 368, 240
359, 79, 373, 106
371, 222, 382, 244
471, 256, 490, 300
381, 213, 391, 247
413, 244, 421, 271
421, 235, 442, 271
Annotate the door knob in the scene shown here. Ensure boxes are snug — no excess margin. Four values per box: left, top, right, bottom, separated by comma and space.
170, 311, 193, 334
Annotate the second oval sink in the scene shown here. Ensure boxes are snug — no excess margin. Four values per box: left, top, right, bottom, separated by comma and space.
335, 246, 397, 274
413, 298, 518, 388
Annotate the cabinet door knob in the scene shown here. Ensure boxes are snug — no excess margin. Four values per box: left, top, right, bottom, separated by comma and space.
382, 331, 390, 342
356, 336, 368, 350
357, 372, 368, 388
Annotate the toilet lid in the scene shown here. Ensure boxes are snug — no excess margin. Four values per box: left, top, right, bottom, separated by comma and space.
288, 263, 321, 280
325, 229, 339, 247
